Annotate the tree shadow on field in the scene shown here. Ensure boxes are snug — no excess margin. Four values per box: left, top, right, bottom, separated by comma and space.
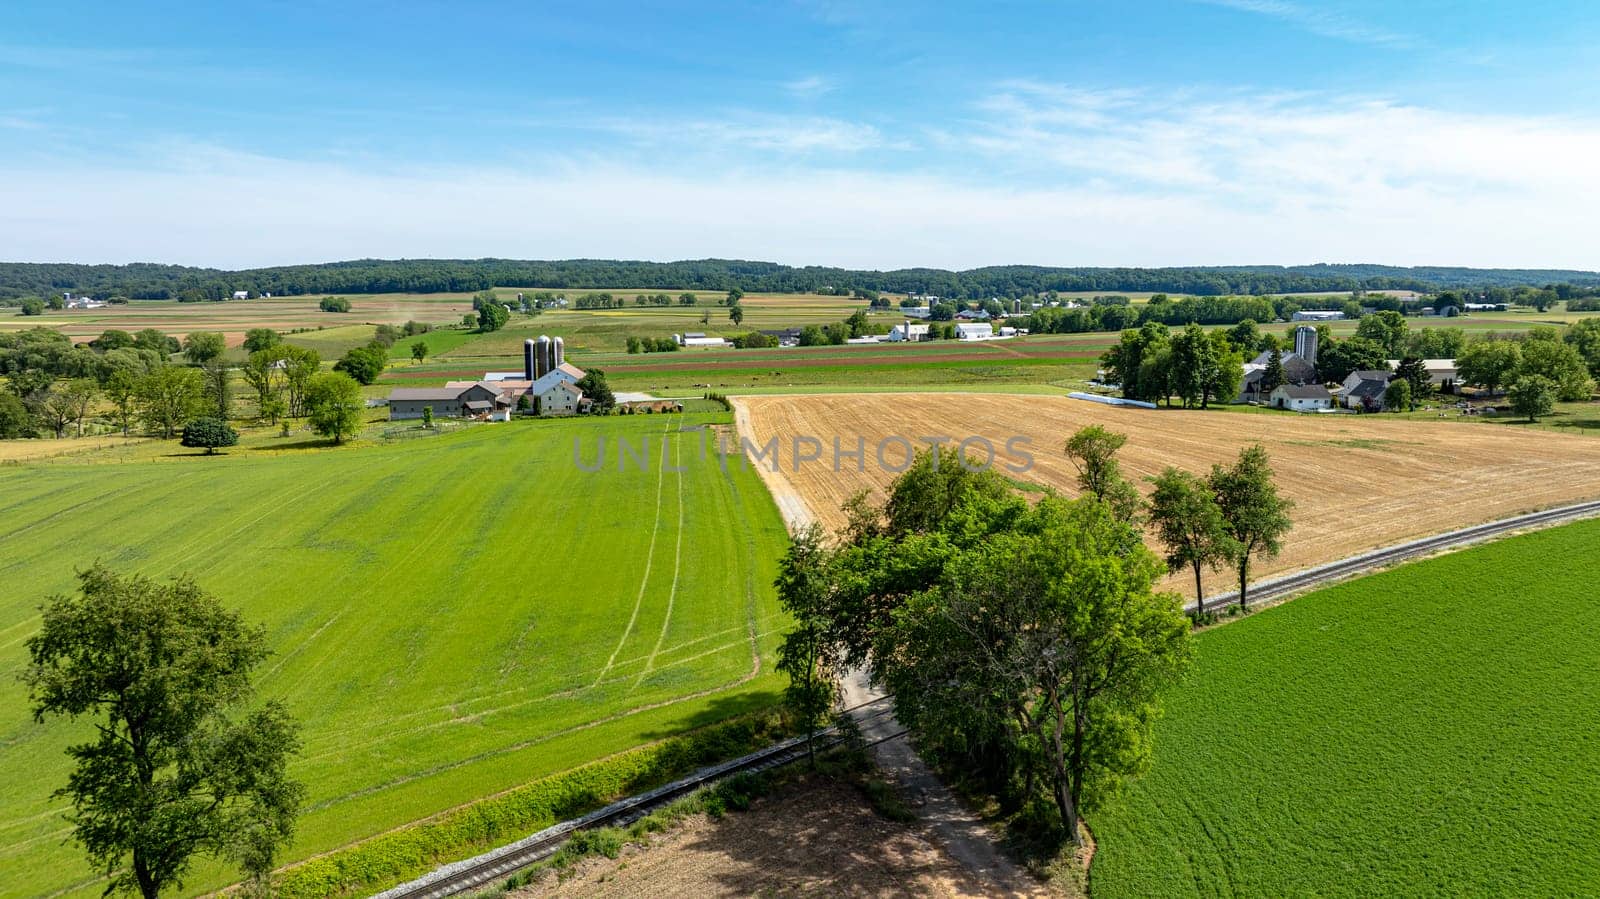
247, 437, 343, 452
1485, 415, 1600, 431
638, 689, 785, 743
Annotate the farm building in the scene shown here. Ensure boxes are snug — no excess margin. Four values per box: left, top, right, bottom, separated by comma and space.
675, 332, 731, 348
1338, 370, 1391, 411
956, 323, 994, 340
1269, 384, 1334, 412
1386, 358, 1458, 390
1239, 349, 1318, 402
232, 290, 250, 300
1292, 310, 1345, 321
387, 382, 508, 420
887, 322, 929, 342
531, 381, 585, 416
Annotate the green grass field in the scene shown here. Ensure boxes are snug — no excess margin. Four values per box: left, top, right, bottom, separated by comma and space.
1088, 517, 1600, 897
0, 414, 790, 898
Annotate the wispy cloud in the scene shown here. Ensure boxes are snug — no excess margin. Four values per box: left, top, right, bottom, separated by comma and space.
0, 113, 46, 131
784, 75, 837, 99
961, 82, 1600, 207
599, 114, 888, 155
1194, 0, 1416, 48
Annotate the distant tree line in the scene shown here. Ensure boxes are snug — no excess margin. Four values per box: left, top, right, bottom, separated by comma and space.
7, 259, 1600, 302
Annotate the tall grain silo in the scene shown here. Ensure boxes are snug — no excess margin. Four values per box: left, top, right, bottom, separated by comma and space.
523, 339, 536, 380
535, 335, 553, 378
552, 336, 565, 369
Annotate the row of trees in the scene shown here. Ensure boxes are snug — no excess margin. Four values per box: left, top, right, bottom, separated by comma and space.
1, 323, 371, 446
1100, 322, 1245, 407
776, 428, 1292, 844
14, 259, 1600, 301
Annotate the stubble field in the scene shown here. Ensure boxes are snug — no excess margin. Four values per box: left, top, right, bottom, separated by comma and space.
733, 392, 1600, 597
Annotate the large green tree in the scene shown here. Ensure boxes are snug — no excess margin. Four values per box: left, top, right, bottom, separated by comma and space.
241, 328, 280, 354
574, 369, 615, 413
0, 390, 35, 437
1209, 445, 1294, 610
1508, 375, 1557, 421
1146, 467, 1236, 613
881, 497, 1191, 843
181, 417, 239, 454
1517, 332, 1593, 401
23, 567, 303, 899
774, 524, 841, 764
1354, 310, 1408, 357
1100, 322, 1170, 401
181, 332, 226, 366
279, 346, 320, 418
305, 371, 364, 444
35, 378, 98, 438
1064, 425, 1141, 523
476, 301, 509, 332
333, 344, 387, 385
1455, 339, 1521, 395
1565, 318, 1600, 379
202, 363, 232, 419
105, 370, 139, 436
1315, 336, 1387, 384
136, 366, 205, 439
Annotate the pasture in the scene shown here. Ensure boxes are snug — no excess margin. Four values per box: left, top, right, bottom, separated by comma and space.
1089, 517, 1600, 896
0, 414, 790, 898
733, 392, 1600, 597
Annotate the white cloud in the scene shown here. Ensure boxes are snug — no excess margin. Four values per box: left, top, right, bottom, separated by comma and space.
1193, 0, 1416, 48
784, 75, 837, 99
598, 114, 887, 154
964, 83, 1600, 207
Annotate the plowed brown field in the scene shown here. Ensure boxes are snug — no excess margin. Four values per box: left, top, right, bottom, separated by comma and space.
734, 393, 1600, 598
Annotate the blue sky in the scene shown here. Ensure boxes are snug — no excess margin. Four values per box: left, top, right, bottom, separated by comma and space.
3, 1, 1599, 269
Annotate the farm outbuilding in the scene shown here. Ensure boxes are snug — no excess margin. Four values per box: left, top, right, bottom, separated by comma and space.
1270, 384, 1334, 412
387, 382, 505, 420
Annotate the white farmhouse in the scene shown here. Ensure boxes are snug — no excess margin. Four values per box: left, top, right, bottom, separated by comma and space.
956, 322, 994, 341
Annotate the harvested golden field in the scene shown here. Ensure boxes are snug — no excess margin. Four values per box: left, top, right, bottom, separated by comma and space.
733, 393, 1600, 597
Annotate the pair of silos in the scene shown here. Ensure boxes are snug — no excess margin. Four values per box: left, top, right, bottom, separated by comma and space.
523, 335, 565, 380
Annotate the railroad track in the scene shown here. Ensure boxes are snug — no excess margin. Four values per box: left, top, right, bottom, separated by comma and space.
375, 696, 903, 899
1193, 498, 1600, 612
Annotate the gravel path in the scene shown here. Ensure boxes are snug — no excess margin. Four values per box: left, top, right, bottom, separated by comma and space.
843, 671, 1049, 898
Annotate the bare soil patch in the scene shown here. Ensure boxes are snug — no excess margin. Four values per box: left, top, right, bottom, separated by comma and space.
509, 776, 1005, 898
734, 393, 1600, 598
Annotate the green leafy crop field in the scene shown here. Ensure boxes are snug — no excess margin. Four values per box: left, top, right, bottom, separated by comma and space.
0, 414, 790, 898
1089, 517, 1600, 897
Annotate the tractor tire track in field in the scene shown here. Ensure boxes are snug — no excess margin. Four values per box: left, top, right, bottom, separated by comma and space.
632, 430, 685, 692
594, 421, 674, 687
299, 627, 783, 764
305, 654, 767, 815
